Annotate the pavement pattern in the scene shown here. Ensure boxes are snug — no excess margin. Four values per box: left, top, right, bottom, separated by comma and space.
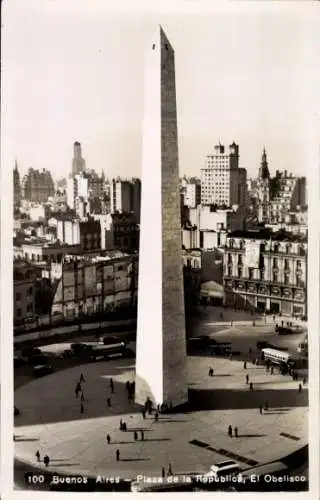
14, 354, 308, 479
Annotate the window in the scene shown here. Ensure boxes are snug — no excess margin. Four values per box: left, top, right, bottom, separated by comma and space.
284, 274, 289, 285
273, 258, 278, 269
296, 260, 301, 269
17, 308, 22, 317
248, 269, 254, 280
238, 267, 242, 278
28, 286, 33, 296
227, 265, 232, 277
260, 270, 265, 281
238, 255, 243, 265
273, 271, 278, 283
284, 259, 289, 270
27, 304, 33, 313
16, 292, 21, 301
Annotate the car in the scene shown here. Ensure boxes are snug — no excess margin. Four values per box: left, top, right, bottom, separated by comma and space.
204, 460, 241, 478
32, 364, 54, 377
28, 354, 51, 366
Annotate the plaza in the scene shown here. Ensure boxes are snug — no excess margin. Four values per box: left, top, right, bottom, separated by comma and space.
14, 341, 307, 480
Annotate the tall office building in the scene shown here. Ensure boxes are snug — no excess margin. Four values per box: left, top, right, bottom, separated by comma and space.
72, 141, 86, 176
201, 142, 247, 207
135, 26, 188, 409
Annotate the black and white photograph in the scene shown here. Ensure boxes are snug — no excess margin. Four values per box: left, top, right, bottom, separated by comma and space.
1, 0, 319, 495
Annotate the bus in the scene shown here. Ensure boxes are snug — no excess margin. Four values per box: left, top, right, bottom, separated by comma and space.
89, 342, 127, 361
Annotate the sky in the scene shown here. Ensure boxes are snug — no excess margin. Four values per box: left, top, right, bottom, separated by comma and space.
2, 1, 320, 181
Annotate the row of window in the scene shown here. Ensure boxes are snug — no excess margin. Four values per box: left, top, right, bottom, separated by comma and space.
226, 266, 304, 286
227, 254, 302, 269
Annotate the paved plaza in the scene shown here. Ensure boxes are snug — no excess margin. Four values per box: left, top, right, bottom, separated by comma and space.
14, 352, 308, 479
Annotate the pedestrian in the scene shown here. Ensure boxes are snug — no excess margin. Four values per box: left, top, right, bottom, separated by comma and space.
110, 378, 114, 393
106, 434, 111, 444
228, 425, 233, 437
80, 403, 84, 414
157, 404, 160, 412
141, 430, 144, 441
134, 431, 138, 441
155, 412, 159, 421
142, 409, 146, 419
249, 382, 253, 391
116, 449, 120, 462
123, 422, 127, 431
303, 377, 306, 385
107, 397, 111, 407
162, 467, 166, 478
264, 401, 269, 411
243, 361, 247, 370
44, 454, 50, 467
273, 315, 275, 322
120, 419, 123, 431
259, 404, 263, 415
249, 347, 252, 355
80, 373, 84, 383
246, 374, 249, 384
80, 391, 85, 402
126, 380, 130, 392
235, 427, 238, 438
299, 383, 302, 393
270, 366, 274, 375
35, 450, 40, 462
168, 463, 173, 476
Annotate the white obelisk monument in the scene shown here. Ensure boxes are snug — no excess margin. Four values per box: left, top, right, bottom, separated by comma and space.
135, 26, 188, 408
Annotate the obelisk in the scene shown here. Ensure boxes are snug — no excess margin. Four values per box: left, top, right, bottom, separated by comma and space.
135, 26, 188, 408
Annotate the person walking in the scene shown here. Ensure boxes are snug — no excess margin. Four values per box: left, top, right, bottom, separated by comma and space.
243, 361, 247, 370
249, 382, 253, 391
235, 427, 238, 438
80, 403, 84, 414
141, 430, 144, 441
246, 374, 249, 384
107, 397, 111, 407
299, 383, 302, 393
155, 412, 159, 421
35, 450, 40, 462
116, 449, 120, 462
162, 467, 166, 478
106, 434, 111, 444
110, 378, 114, 393
259, 404, 263, 415
228, 425, 233, 438
168, 463, 173, 476
134, 431, 138, 441
44, 454, 50, 467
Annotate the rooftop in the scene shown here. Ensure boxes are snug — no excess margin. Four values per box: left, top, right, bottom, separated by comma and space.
227, 229, 307, 243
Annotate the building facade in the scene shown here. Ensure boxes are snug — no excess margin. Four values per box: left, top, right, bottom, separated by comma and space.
223, 230, 307, 316
13, 160, 21, 212
21, 168, 55, 203
72, 141, 86, 176
51, 254, 138, 318
201, 142, 247, 207
184, 181, 201, 208
13, 263, 41, 324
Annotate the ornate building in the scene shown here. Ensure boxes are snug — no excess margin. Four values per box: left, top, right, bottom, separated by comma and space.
223, 229, 307, 317
21, 168, 55, 203
13, 159, 21, 213
256, 148, 270, 223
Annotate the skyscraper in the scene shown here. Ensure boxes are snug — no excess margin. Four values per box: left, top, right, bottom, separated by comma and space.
13, 159, 21, 212
201, 142, 247, 207
135, 26, 188, 408
72, 141, 86, 176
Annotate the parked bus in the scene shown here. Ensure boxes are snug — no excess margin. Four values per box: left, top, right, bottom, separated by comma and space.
89, 342, 127, 361
261, 348, 293, 365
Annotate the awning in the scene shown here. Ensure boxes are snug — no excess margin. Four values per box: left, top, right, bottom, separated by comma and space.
200, 280, 225, 299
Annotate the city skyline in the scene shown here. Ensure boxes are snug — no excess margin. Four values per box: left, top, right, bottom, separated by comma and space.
3, 2, 319, 180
